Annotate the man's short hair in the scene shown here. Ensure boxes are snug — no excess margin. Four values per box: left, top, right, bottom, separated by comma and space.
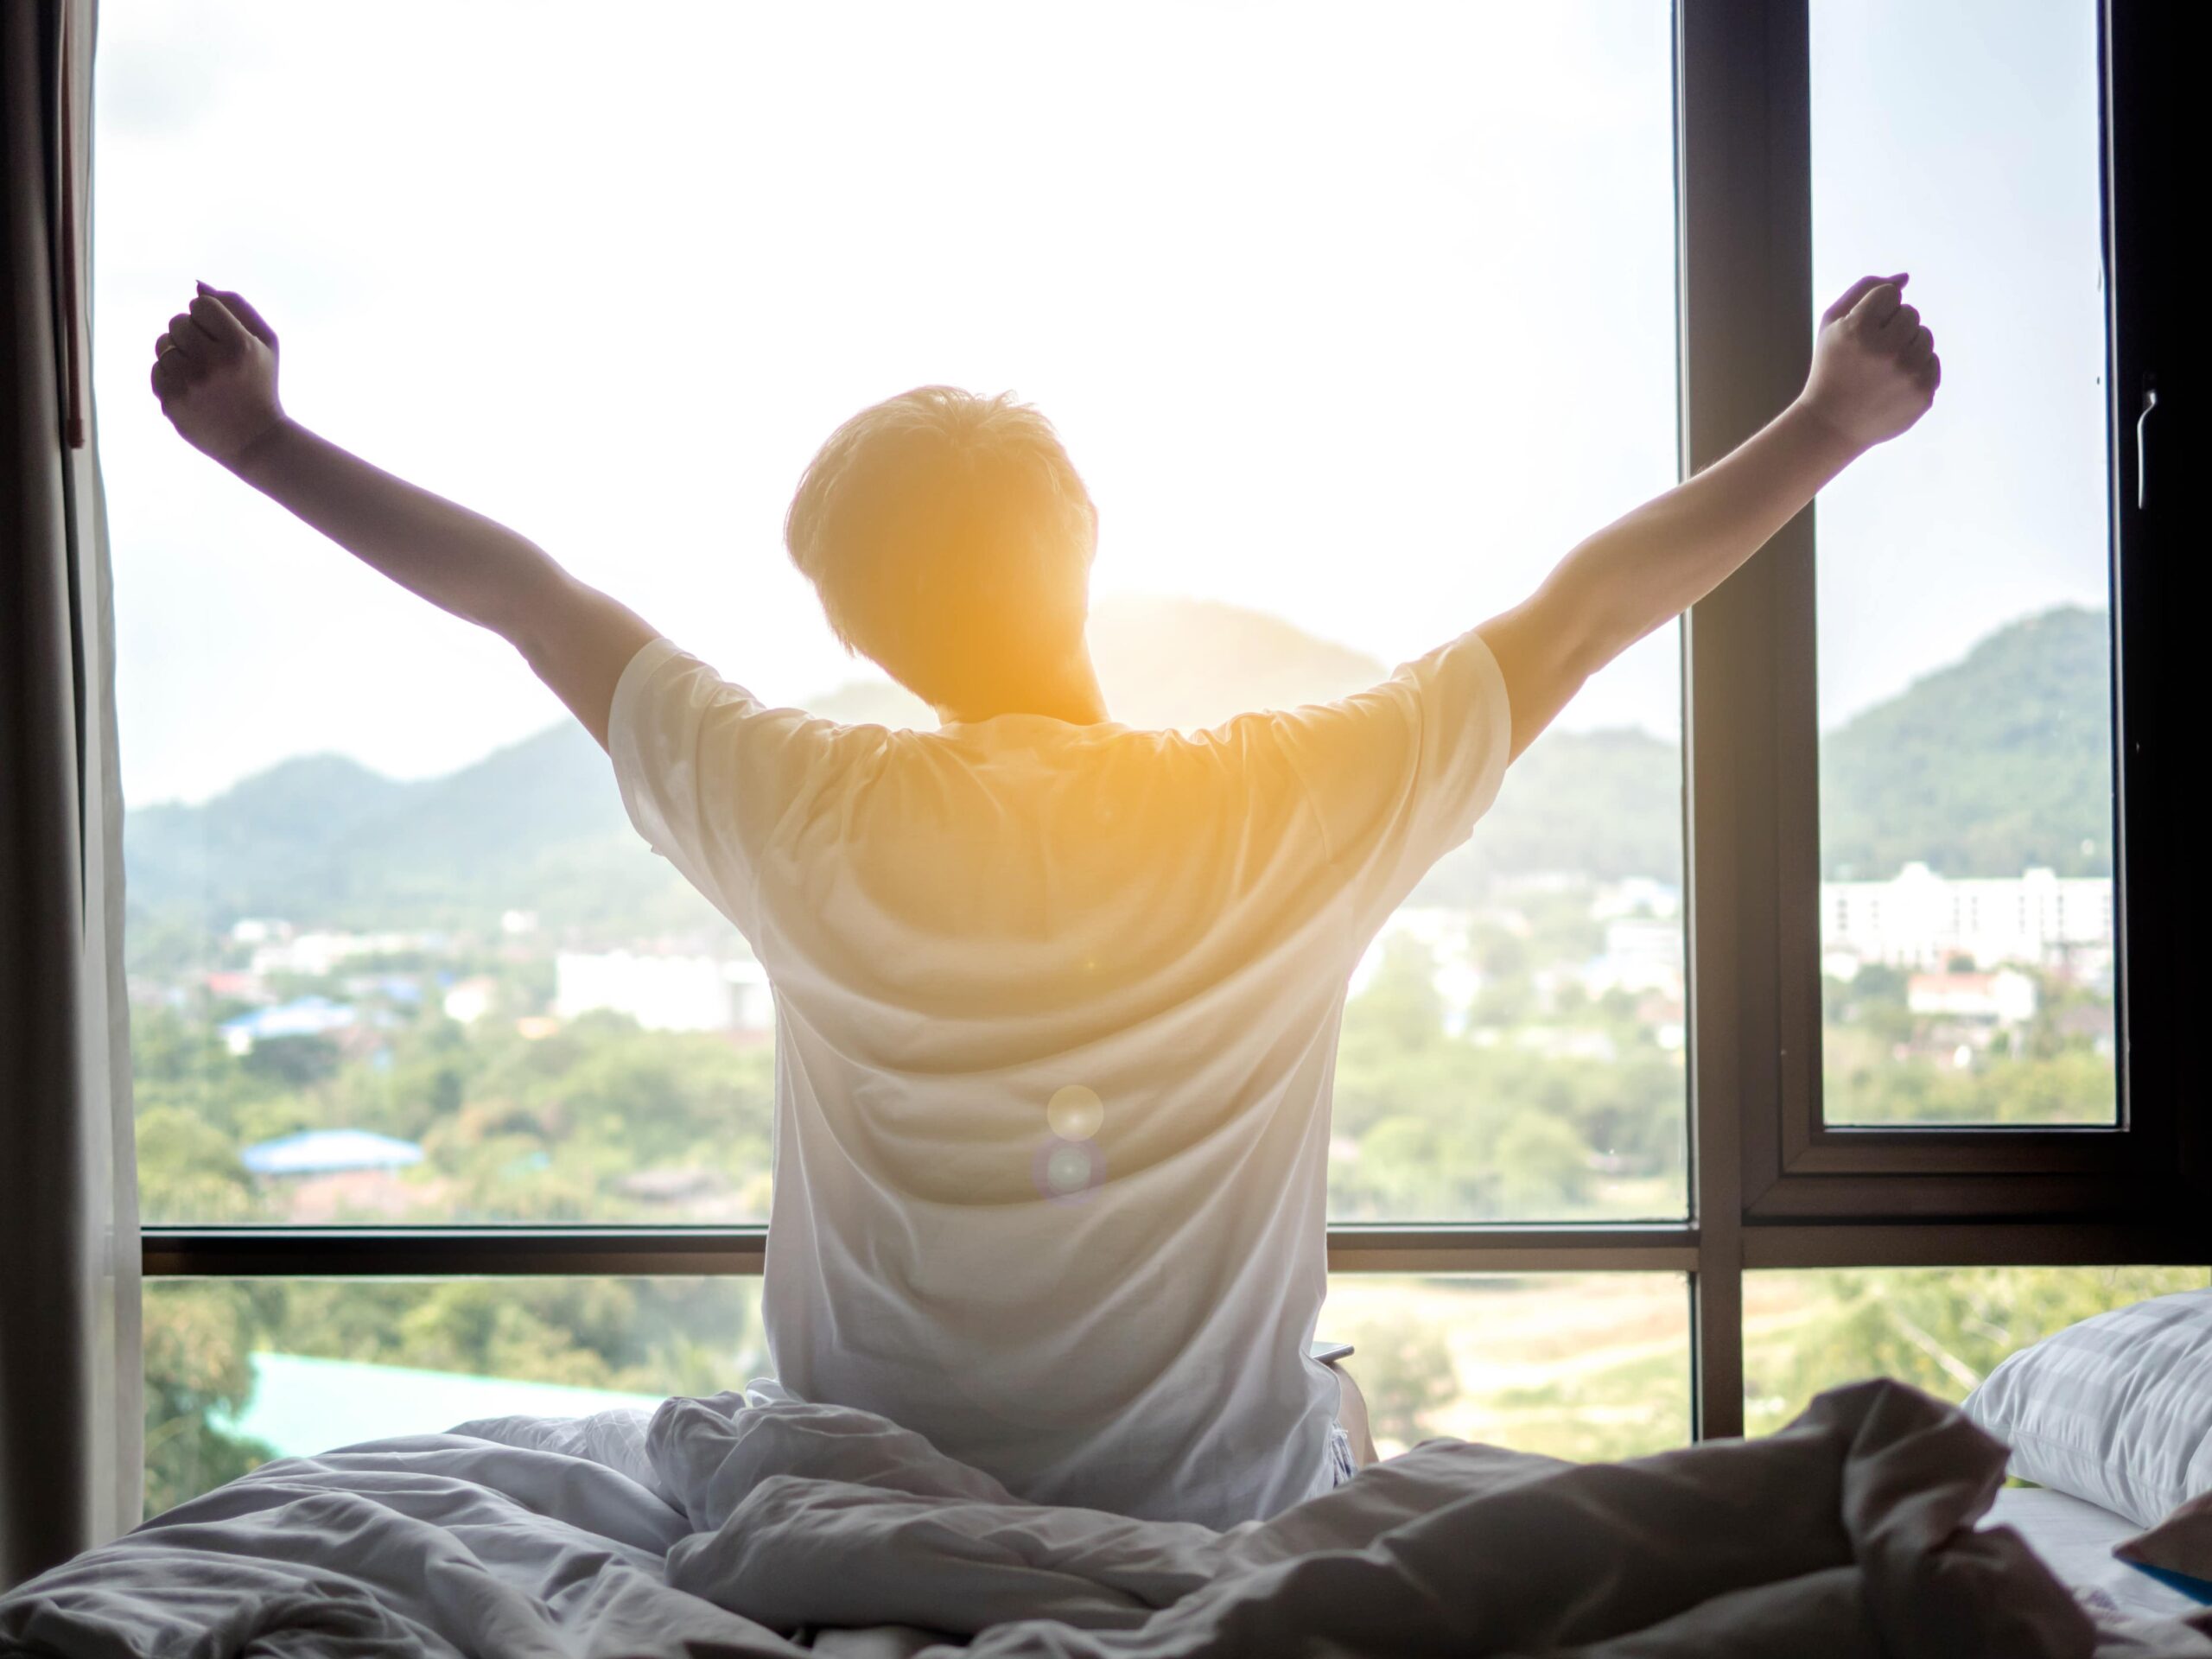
785, 386, 1099, 712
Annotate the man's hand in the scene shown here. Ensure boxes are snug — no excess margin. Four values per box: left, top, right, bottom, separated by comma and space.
1798, 273, 1942, 452
143, 276, 658, 747
150, 283, 285, 467
1478, 265, 1938, 758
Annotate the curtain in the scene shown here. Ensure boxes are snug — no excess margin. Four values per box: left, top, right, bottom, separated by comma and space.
0, 0, 143, 1590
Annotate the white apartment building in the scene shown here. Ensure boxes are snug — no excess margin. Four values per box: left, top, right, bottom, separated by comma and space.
554, 950, 773, 1034
1821, 862, 2112, 975
1579, 917, 1685, 1000
1355, 900, 1694, 1036
1906, 969, 2038, 1027
248, 929, 428, 978
1590, 877, 1681, 922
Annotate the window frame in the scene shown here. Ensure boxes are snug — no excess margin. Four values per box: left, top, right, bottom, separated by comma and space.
134, 0, 2209, 1444
1708, 0, 2195, 1220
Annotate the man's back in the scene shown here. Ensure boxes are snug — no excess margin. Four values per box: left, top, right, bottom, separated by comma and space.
149, 272, 1934, 1526
608, 629, 1513, 1527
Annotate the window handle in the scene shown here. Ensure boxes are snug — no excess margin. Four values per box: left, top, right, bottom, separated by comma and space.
2137, 380, 2158, 511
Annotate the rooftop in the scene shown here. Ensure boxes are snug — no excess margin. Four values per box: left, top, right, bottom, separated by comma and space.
240, 1128, 423, 1176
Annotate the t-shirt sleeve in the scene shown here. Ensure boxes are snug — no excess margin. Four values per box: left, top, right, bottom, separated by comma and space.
606, 637, 867, 942
1272, 626, 1515, 941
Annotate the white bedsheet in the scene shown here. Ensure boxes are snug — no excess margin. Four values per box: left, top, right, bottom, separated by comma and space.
1994, 1487, 2209, 1624
4, 1380, 2209, 1658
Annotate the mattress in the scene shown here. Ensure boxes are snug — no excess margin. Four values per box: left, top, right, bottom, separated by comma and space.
1991, 1485, 2207, 1623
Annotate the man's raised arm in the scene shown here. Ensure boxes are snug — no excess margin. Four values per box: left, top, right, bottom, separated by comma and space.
149, 283, 656, 748
1477, 273, 1941, 759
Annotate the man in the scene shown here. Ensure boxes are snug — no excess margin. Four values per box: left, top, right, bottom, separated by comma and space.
151, 272, 1936, 1528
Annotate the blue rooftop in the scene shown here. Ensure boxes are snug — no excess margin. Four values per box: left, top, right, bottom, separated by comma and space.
224, 1352, 664, 1458
241, 1128, 423, 1176
219, 995, 358, 1044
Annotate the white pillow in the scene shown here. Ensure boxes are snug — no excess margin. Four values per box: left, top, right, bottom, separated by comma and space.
1962, 1287, 2212, 1529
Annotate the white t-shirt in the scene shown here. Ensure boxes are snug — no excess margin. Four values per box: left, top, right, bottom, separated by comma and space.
607, 626, 1513, 1529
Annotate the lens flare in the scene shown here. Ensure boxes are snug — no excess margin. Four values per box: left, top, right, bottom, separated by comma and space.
1032, 1135, 1105, 1203
1046, 1083, 1103, 1141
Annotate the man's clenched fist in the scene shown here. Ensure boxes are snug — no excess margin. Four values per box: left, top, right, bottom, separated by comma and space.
1799, 273, 1942, 452
150, 283, 285, 467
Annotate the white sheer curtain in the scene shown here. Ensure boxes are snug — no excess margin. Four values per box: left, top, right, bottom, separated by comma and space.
0, 0, 143, 1589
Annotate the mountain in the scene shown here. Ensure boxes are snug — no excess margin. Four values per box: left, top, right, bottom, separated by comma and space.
126, 720, 714, 947
127, 754, 408, 924
805, 594, 1389, 732
1434, 603, 2114, 892
1819, 606, 2112, 879
1418, 727, 1682, 903
123, 601, 2113, 944
126, 595, 1412, 942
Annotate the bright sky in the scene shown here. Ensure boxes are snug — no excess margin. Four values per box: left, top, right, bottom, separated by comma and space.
1808, 0, 2109, 727
93, 0, 2107, 807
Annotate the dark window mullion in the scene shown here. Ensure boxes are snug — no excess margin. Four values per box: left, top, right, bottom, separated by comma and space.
140, 1224, 1707, 1279
2105, 1, 2202, 1194
1679, 0, 1815, 1437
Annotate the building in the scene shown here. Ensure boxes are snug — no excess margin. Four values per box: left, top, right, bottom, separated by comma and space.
219, 995, 359, 1055
1579, 918, 1685, 1001
238, 1130, 429, 1224
240, 1128, 424, 1177
1905, 969, 2038, 1027
226, 1353, 664, 1460
1356, 901, 1691, 1039
441, 976, 499, 1025
248, 929, 434, 979
554, 950, 773, 1034
1591, 878, 1681, 922
202, 969, 269, 1004
1821, 863, 2112, 976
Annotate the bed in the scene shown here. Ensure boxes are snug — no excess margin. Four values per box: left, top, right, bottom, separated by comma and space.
1993, 1487, 2207, 1625
3, 1377, 2208, 1658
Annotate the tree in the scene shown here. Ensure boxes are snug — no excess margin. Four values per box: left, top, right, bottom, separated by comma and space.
1746, 1266, 2207, 1435
1343, 1316, 1459, 1452
1348, 934, 1447, 1056
143, 1285, 274, 1518
1494, 1111, 1593, 1213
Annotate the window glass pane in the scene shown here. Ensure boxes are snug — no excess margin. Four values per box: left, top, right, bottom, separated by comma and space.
1809, 1, 2115, 1124
101, 2, 1681, 1223
143, 1276, 765, 1518
1744, 1267, 2208, 1437
145, 1272, 1688, 1514
1323, 1274, 1690, 1462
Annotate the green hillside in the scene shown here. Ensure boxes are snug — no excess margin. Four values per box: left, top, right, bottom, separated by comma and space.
123, 601, 2113, 942
126, 753, 405, 923
1418, 727, 1682, 902
807, 594, 1391, 732
1819, 605, 2113, 879
124, 722, 715, 946
124, 595, 1409, 941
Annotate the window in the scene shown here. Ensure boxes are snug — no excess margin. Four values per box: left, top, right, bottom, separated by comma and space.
114, 0, 2204, 1480
143, 1276, 763, 1517
1325, 1274, 1691, 1462
1808, 0, 2115, 1127
146, 1273, 1687, 1515
104, 0, 1682, 1231
1744, 1268, 2209, 1434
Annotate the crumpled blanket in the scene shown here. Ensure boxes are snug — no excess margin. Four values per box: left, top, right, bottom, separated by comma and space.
3, 1378, 2209, 1658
